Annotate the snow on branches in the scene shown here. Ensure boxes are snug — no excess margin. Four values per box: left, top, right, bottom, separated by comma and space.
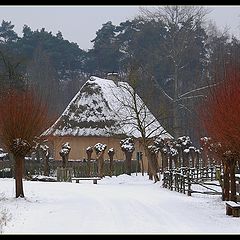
94, 143, 107, 155
86, 146, 93, 153
108, 148, 115, 158
120, 137, 135, 153
59, 142, 71, 156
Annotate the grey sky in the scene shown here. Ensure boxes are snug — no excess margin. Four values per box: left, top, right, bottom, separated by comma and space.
0, 5, 239, 51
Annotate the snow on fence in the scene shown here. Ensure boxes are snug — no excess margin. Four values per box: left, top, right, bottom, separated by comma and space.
162, 166, 223, 196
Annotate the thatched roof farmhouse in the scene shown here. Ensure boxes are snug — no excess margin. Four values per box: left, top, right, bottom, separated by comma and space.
44, 75, 172, 168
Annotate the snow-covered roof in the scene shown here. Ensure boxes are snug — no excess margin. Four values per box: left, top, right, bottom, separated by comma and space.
43, 76, 172, 139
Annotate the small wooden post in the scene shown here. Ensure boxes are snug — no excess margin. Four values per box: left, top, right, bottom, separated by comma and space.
187, 171, 191, 196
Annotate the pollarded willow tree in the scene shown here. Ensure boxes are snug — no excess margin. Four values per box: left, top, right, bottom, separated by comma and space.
94, 143, 107, 178
86, 146, 93, 176
59, 142, 71, 168
108, 148, 115, 177
0, 88, 50, 198
147, 141, 162, 182
199, 66, 240, 201
120, 137, 135, 175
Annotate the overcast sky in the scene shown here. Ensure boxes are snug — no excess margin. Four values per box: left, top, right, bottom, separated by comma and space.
0, 5, 239, 51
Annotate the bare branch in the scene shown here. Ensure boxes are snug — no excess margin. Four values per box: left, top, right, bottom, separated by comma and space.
179, 83, 218, 99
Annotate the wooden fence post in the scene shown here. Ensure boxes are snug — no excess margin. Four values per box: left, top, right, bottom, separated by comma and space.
57, 167, 73, 182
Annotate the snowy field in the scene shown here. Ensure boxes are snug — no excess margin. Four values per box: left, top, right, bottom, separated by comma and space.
0, 174, 240, 234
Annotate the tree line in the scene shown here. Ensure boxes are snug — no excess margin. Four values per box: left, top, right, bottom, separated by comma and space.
0, 6, 239, 142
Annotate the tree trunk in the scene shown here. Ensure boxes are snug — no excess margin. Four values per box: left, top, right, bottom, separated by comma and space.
189, 150, 195, 168
108, 154, 114, 177
15, 156, 24, 198
35, 144, 41, 163
161, 152, 167, 172
195, 152, 200, 168
173, 101, 181, 138
223, 162, 230, 201
44, 155, 50, 176
169, 156, 173, 169
62, 154, 69, 168
202, 149, 208, 168
172, 64, 181, 138
182, 152, 188, 167
97, 152, 104, 178
125, 152, 132, 175
147, 150, 159, 183
230, 159, 237, 202
141, 158, 144, 176
148, 161, 153, 180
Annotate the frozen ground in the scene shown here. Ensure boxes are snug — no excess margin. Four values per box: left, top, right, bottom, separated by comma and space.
0, 174, 240, 234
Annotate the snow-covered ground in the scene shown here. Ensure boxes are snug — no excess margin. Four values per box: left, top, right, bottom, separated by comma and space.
0, 174, 240, 234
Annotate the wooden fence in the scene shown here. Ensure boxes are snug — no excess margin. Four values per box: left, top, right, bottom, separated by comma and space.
0, 158, 141, 178
162, 166, 222, 196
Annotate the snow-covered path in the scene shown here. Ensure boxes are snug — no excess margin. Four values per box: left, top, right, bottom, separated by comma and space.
1, 174, 240, 234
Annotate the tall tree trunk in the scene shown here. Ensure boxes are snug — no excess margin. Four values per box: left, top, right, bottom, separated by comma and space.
173, 64, 181, 138
223, 162, 230, 201
15, 156, 24, 198
173, 101, 181, 138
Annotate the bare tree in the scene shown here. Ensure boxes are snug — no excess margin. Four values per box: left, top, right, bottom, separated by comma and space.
0, 88, 50, 197
33, 137, 50, 176
139, 6, 211, 138
111, 65, 172, 181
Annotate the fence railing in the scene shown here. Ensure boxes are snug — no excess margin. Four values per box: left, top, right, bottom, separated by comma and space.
162, 166, 222, 196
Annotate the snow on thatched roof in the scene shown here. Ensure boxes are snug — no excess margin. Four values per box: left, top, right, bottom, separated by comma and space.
43, 76, 172, 139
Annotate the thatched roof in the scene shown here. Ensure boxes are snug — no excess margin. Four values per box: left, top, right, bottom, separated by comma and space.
43, 76, 172, 139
